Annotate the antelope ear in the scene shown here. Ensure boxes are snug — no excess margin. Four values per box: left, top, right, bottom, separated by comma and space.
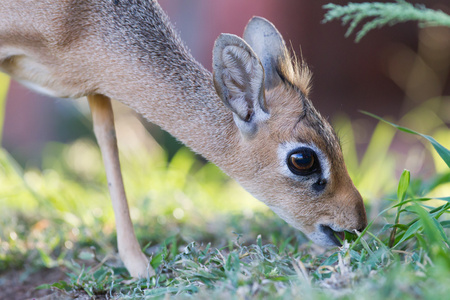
213, 33, 269, 138
243, 16, 287, 90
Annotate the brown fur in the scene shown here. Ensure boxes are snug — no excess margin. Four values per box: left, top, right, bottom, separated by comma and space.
0, 0, 366, 250
277, 48, 312, 97
232, 85, 366, 236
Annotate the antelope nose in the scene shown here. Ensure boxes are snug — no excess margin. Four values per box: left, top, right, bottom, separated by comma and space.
353, 191, 368, 231
356, 225, 366, 233
354, 210, 367, 232
358, 205, 368, 231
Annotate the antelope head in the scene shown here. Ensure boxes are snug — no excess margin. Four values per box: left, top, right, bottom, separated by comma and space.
212, 17, 367, 246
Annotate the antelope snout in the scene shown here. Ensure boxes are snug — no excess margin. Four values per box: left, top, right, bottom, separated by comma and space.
308, 191, 368, 247
354, 196, 368, 232
334, 184, 367, 230
346, 189, 368, 233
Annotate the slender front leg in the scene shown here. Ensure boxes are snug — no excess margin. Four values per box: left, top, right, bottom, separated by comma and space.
88, 94, 153, 278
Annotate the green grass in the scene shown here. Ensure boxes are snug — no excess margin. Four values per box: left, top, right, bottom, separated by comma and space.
1, 56, 450, 299
1, 103, 449, 298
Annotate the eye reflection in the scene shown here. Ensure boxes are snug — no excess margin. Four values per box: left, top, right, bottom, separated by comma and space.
290, 152, 314, 170
287, 148, 319, 175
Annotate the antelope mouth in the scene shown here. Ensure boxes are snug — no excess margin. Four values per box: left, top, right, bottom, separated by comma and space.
321, 225, 345, 246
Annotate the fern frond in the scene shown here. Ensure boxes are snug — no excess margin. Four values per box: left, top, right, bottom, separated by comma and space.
323, 0, 450, 42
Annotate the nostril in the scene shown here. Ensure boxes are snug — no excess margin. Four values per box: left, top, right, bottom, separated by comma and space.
355, 223, 367, 233
356, 227, 366, 233
359, 216, 368, 232
357, 202, 368, 231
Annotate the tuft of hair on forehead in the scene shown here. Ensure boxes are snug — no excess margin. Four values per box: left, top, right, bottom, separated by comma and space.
277, 47, 312, 97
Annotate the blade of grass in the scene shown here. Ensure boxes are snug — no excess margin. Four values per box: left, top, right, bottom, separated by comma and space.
389, 170, 411, 247
394, 220, 422, 248
362, 111, 450, 167
432, 218, 450, 246
411, 203, 447, 250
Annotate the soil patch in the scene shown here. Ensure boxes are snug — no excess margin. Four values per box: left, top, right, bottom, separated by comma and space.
0, 267, 67, 300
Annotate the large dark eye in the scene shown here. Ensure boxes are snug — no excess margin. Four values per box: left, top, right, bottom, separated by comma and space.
287, 148, 319, 175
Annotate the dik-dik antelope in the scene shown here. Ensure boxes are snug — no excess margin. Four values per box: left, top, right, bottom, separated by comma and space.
0, 0, 367, 278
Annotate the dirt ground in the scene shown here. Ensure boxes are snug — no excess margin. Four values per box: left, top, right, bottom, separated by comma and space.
0, 268, 68, 300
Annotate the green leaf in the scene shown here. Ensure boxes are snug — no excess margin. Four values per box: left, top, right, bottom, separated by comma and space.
257, 234, 263, 249
93, 268, 109, 282
38, 280, 71, 292
321, 252, 339, 266
362, 111, 450, 167
432, 218, 450, 246
35, 284, 53, 290
38, 249, 56, 268
412, 203, 445, 249
390, 170, 411, 247
394, 220, 422, 247
142, 241, 152, 252
397, 170, 410, 202
279, 236, 293, 254
269, 276, 291, 282
151, 252, 164, 269
78, 251, 95, 261
144, 285, 198, 297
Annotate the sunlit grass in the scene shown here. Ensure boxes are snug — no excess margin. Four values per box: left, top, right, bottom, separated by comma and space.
1, 107, 449, 298
1, 77, 450, 298
0, 115, 273, 274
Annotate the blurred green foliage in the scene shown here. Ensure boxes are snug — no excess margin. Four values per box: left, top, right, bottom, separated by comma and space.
0, 74, 10, 142
1, 91, 449, 298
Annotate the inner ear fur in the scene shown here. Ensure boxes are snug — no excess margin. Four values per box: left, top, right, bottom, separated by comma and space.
213, 33, 269, 137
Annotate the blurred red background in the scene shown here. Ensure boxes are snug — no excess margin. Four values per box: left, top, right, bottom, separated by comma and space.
2, 0, 449, 166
